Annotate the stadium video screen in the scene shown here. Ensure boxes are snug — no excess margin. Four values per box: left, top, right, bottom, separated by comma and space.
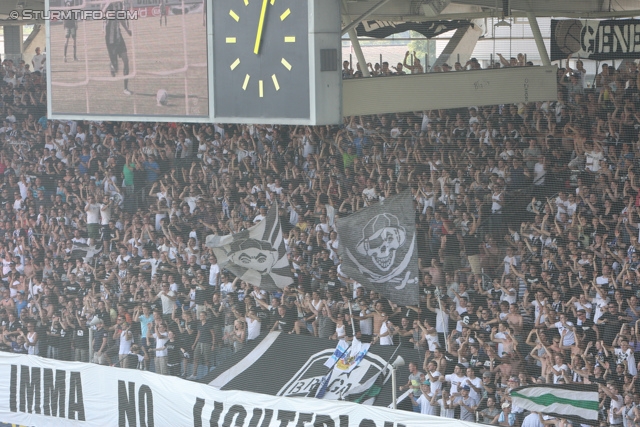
46, 0, 210, 121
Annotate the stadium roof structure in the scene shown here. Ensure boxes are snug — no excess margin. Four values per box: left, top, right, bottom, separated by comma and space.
340, 0, 640, 24
0, 0, 639, 26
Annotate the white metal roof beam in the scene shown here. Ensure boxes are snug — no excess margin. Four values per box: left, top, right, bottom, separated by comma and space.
341, 9, 640, 22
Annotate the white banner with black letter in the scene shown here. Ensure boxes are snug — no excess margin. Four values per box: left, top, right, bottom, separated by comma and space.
0, 352, 484, 427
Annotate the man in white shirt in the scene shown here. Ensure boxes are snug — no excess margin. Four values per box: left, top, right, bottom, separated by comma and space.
148, 323, 169, 375
219, 273, 235, 297
208, 255, 220, 288
503, 247, 518, 275
245, 308, 262, 341
529, 290, 546, 324
592, 289, 610, 324
603, 382, 623, 426
411, 382, 438, 416
500, 277, 518, 304
464, 367, 483, 402
32, 47, 46, 73
551, 354, 569, 384
85, 195, 101, 247
362, 179, 378, 205
550, 313, 575, 347
441, 364, 468, 396
140, 250, 161, 279
99, 195, 113, 238
155, 283, 176, 319
253, 207, 267, 223
615, 339, 638, 376
71, 229, 87, 245
424, 360, 442, 397
521, 412, 545, 427
585, 141, 604, 172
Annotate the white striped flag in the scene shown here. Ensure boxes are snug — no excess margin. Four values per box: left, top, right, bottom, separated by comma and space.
510, 384, 599, 424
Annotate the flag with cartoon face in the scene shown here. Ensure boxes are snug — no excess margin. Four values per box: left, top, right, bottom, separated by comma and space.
337, 190, 419, 306
205, 205, 293, 291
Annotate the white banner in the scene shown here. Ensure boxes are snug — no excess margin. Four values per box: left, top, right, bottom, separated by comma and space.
0, 353, 482, 427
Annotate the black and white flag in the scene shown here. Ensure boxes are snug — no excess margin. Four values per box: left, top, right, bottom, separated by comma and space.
337, 191, 419, 306
71, 242, 102, 262
205, 205, 293, 291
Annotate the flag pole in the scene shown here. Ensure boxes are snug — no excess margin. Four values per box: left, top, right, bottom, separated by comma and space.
348, 299, 356, 337
382, 342, 402, 375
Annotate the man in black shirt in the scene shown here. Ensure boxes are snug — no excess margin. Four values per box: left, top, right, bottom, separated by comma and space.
73, 314, 90, 362
46, 316, 62, 360
76, 278, 90, 299
575, 309, 598, 344
271, 305, 295, 333
2, 312, 22, 338
92, 319, 109, 365
397, 317, 414, 348
64, 273, 80, 297
317, 250, 334, 281
597, 304, 622, 346
165, 329, 185, 377
189, 311, 214, 380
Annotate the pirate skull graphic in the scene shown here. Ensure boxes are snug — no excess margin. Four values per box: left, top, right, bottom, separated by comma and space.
356, 213, 406, 272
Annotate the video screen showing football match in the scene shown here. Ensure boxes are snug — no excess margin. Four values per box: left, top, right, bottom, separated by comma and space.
47, 0, 209, 120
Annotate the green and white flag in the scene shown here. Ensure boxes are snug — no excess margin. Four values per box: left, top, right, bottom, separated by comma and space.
510, 384, 599, 424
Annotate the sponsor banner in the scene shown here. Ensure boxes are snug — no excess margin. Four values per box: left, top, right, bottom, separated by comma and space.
551, 19, 640, 61
205, 205, 293, 292
49, 0, 203, 20
0, 351, 453, 427
355, 20, 470, 39
337, 190, 419, 306
124, 3, 204, 19
49, 0, 202, 8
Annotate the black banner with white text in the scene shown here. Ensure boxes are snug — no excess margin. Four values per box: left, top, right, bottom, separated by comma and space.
551, 19, 640, 61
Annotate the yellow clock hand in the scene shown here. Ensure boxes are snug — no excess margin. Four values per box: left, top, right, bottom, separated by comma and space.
253, 0, 269, 55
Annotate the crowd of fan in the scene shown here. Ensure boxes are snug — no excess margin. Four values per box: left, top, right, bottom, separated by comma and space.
341, 51, 535, 78
1, 50, 640, 425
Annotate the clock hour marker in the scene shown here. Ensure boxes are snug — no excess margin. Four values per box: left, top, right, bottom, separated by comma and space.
230, 58, 240, 70
284, 36, 296, 43
226, 37, 236, 43
270, 0, 275, 4
259, 80, 264, 98
244, 0, 249, 4
281, 58, 292, 70
229, 10, 239, 22
280, 8, 290, 21
272, 74, 280, 91
242, 74, 250, 90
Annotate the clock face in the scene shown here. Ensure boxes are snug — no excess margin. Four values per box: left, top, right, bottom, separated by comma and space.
213, 0, 310, 120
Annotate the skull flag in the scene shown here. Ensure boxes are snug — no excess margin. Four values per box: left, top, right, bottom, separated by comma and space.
205, 205, 293, 291
337, 190, 419, 306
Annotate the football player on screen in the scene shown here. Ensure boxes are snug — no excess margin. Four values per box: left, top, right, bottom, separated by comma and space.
63, 0, 78, 62
103, 0, 132, 95
160, 0, 168, 26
